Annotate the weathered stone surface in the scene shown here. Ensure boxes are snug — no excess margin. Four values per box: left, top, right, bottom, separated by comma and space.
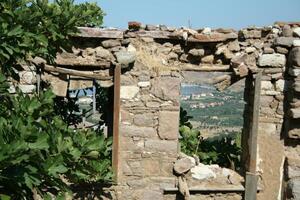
137, 81, 150, 88
227, 40, 240, 52
293, 40, 300, 47
275, 46, 289, 54
289, 47, 300, 67
289, 68, 300, 76
158, 111, 179, 140
201, 55, 214, 64
283, 25, 293, 37
294, 27, 300, 37
240, 29, 261, 39
275, 37, 295, 47
287, 178, 300, 200
276, 79, 285, 92
95, 46, 114, 60
77, 27, 123, 38
261, 81, 274, 90
142, 159, 161, 176
145, 24, 157, 31
287, 157, 300, 179
245, 47, 256, 54
145, 139, 178, 153
18, 84, 36, 93
115, 50, 136, 66
288, 128, 300, 139
133, 113, 155, 127
192, 32, 237, 42
173, 157, 193, 175
191, 164, 216, 180
264, 47, 275, 54
260, 96, 274, 107
188, 48, 205, 57
120, 85, 139, 99
150, 77, 180, 102
101, 39, 121, 48
257, 53, 286, 67
290, 108, 300, 118
19, 71, 36, 84
121, 124, 157, 138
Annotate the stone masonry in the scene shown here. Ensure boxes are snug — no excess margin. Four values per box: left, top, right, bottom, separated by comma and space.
8, 21, 300, 200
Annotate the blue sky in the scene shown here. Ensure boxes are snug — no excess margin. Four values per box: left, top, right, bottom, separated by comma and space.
76, 0, 300, 30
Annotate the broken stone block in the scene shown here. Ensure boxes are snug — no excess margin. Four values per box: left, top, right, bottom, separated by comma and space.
115, 50, 136, 67
173, 157, 193, 175
261, 81, 274, 90
133, 113, 155, 127
18, 84, 36, 94
290, 108, 300, 118
275, 37, 295, 47
287, 178, 300, 200
293, 40, 300, 47
120, 85, 139, 99
282, 25, 293, 37
188, 48, 205, 57
227, 40, 240, 52
191, 164, 216, 180
293, 27, 300, 37
240, 29, 261, 39
158, 111, 179, 140
122, 124, 157, 138
257, 53, 286, 67
289, 47, 300, 67
101, 39, 121, 48
145, 139, 178, 153
201, 55, 214, 64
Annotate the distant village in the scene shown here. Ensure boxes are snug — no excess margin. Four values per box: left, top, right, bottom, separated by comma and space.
181, 93, 232, 109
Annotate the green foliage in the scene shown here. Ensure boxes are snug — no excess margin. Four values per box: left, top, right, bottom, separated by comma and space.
0, 74, 112, 199
179, 107, 242, 170
0, 0, 104, 75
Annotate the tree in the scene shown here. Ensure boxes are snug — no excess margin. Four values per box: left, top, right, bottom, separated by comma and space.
0, 0, 112, 199
0, 0, 104, 76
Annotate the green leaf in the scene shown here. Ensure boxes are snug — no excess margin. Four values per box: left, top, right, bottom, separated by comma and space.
0, 194, 11, 200
28, 134, 49, 150
7, 26, 23, 37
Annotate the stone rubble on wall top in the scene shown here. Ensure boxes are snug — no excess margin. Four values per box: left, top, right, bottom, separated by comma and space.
275, 37, 296, 47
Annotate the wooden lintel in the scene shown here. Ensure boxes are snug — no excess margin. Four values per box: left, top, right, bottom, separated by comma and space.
112, 65, 121, 182
76, 27, 124, 39
43, 64, 112, 80
180, 64, 231, 72
55, 57, 111, 69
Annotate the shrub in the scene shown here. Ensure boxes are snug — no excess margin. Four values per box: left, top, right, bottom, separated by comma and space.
179, 107, 241, 170
0, 74, 112, 199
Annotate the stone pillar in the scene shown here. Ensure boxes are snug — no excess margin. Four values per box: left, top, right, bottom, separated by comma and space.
117, 61, 180, 199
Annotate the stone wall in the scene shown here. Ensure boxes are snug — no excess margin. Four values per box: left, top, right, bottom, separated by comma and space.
7, 22, 300, 200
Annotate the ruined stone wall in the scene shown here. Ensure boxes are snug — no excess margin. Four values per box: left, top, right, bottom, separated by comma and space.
7, 22, 300, 200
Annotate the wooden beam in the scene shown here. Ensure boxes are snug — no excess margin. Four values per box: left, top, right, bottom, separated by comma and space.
55, 56, 111, 69
180, 64, 231, 72
43, 64, 113, 80
245, 172, 259, 200
76, 27, 124, 39
248, 71, 262, 173
112, 65, 121, 182
244, 71, 262, 200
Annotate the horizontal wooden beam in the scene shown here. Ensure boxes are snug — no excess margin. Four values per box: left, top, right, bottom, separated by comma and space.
55, 56, 111, 69
43, 64, 113, 80
76, 27, 124, 39
180, 64, 231, 72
